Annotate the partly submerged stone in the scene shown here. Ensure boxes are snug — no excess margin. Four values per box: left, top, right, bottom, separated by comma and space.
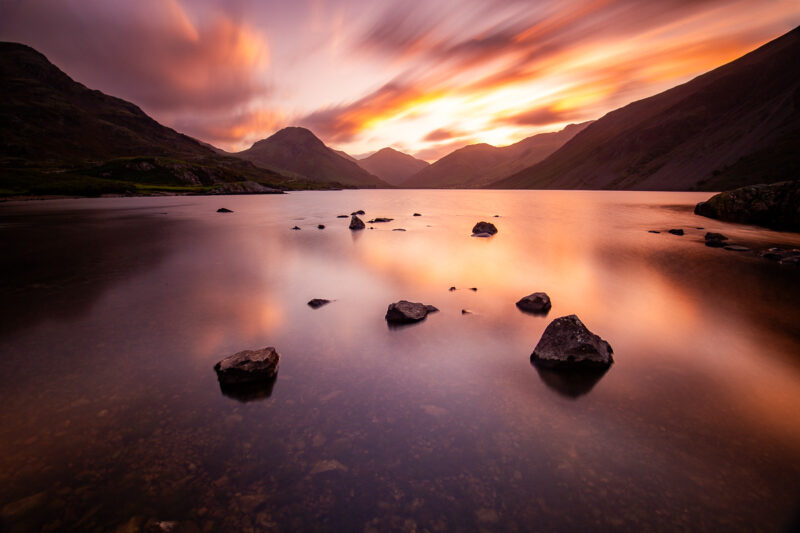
472, 221, 498, 235
351, 210, 365, 215
471, 233, 493, 238
217, 207, 233, 213
724, 245, 750, 252
368, 217, 393, 223
291, 226, 301, 230
385, 300, 438, 324
349, 215, 365, 230
214, 347, 280, 385
705, 232, 728, 241
413, 213, 422, 216
317, 224, 325, 229
694, 181, 800, 231
516, 292, 552, 314
668, 229, 684, 235
531, 315, 613, 370
307, 299, 331, 308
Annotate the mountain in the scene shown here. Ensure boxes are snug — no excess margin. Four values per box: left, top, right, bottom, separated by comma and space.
333, 149, 358, 163
0, 41, 320, 196
235, 127, 389, 188
492, 26, 800, 191
402, 122, 590, 188
356, 147, 430, 186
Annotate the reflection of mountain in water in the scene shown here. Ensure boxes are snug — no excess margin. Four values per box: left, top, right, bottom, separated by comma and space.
218, 377, 277, 403
0, 208, 183, 338
532, 360, 609, 399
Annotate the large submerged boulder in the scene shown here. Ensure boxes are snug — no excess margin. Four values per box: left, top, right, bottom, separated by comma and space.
531, 315, 613, 370
694, 181, 800, 232
516, 292, 551, 314
214, 347, 280, 385
385, 300, 438, 324
471, 221, 498, 235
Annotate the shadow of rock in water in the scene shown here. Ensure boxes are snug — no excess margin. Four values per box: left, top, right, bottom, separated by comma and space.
531, 359, 609, 399
218, 377, 277, 403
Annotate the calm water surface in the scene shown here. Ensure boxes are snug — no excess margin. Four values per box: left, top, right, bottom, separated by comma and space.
1, 190, 799, 532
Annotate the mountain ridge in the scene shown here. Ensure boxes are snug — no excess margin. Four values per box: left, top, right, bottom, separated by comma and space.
403, 122, 591, 188
491, 26, 800, 191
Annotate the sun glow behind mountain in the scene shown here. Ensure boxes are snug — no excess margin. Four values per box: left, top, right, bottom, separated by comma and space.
2, 0, 797, 159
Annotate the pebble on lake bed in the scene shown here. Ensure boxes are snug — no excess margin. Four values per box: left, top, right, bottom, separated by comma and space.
214, 347, 280, 385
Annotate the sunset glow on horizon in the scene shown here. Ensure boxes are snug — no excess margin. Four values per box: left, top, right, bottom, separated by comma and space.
2, 0, 798, 160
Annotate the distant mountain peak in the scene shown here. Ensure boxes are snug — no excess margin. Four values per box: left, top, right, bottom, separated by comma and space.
235, 126, 388, 187
355, 146, 429, 186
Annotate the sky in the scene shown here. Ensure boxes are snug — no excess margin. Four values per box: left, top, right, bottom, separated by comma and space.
1, 1, 798, 161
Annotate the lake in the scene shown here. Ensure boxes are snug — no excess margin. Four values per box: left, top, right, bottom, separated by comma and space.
1, 190, 799, 532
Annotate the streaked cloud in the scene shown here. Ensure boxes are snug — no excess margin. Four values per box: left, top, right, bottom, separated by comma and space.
1, 0, 798, 155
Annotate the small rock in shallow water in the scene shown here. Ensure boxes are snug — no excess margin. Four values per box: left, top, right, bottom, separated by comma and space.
385, 301, 438, 324
317, 224, 325, 229
217, 208, 233, 213
392, 228, 406, 231
368, 217, 393, 223
336, 215, 348, 218
214, 347, 280, 385
470, 287, 478, 291
516, 292, 551, 314
472, 221, 498, 235
461, 309, 471, 314
307, 299, 331, 308
705, 240, 725, 247
291, 226, 301, 230
413, 213, 421, 216
351, 210, 365, 215
648, 230, 660, 234
724, 245, 750, 252
531, 315, 613, 370
349, 215, 365, 230
449, 286, 456, 291
705, 232, 728, 241
668, 229, 684, 235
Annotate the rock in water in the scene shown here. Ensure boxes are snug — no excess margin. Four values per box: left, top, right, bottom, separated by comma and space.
349, 215, 365, 230
291, 226, 301, 230
668, 229, 684, 235
413, 213, 422, 216
317, 224, 325, 229
337, 215, 349, 218
472, 221, 498, 235
531, 315, 613, 370
385, 300, 437, 324
214, 347, 280, 385
217, 207, 233, 213
516, 292, 551, 314
705, 232, 728, 241
307, 299, 331, 308
368, 217, 393, 223
351, 210, 365, 215
694, 181, 800, 231
471, 233, 493, 238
